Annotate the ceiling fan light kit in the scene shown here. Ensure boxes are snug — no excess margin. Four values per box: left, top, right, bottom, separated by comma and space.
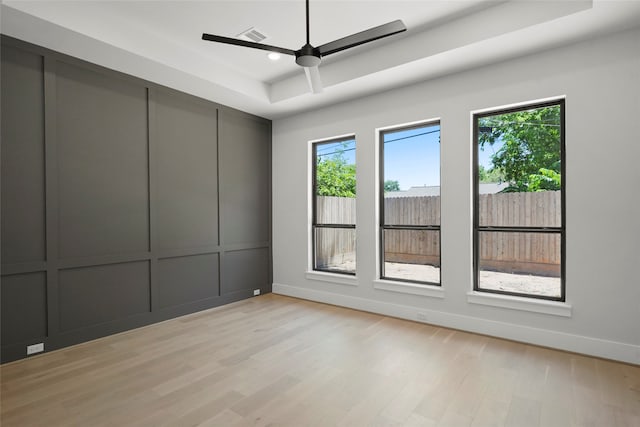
295, 44, 321, 67
202, 0, 406, 94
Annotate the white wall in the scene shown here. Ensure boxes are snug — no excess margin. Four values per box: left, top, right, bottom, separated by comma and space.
272, 28, 640, 364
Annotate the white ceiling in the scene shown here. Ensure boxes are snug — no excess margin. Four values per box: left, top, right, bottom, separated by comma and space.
2, 1, 640, 119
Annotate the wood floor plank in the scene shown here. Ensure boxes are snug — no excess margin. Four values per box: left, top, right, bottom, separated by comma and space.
504, 395, 541, 427
470, 396, 510, 427
1, 294, 638, 427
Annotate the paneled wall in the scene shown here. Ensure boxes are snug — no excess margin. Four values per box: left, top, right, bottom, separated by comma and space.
0, 37, 272, 363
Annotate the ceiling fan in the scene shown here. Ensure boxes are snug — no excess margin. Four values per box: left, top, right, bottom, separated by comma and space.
202, 0, 406, 94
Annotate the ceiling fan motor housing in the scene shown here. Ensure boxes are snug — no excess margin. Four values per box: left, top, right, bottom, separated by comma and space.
295, 43, 321, 67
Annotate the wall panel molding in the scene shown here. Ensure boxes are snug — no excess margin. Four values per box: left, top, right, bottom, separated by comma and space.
1, 35, 272, 363
0, 45, 46, 266
155, 88, 219, 251
55, 59, 150, 259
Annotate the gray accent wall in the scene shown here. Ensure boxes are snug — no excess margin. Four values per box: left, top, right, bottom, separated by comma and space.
0, 37, 272, 363
219, 110, 271, 246
56, 61, 150, 259
1, 45, 46, 266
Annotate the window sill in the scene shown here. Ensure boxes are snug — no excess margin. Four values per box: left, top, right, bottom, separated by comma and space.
466, 291, 572, 317
374, 279, 445, 298
305, 271, 358, 287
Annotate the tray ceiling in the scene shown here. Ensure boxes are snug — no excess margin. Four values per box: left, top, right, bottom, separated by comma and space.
2, 1, 640, 119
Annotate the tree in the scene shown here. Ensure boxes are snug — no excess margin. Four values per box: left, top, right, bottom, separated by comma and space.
384, 180, 400, 192
479, 106, 561, 192
478, 165, 505, 183
316, 149, 356, 197
527, 167, 561, 191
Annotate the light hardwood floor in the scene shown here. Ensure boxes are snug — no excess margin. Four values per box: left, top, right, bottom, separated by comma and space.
1, 294, 638, 426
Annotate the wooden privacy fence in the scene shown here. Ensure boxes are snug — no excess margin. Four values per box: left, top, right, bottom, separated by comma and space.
477, 191, 561, 276
316, 191, 561, 276
383, 196, 441, 267
316, 195, 356, 224
315, 196, 357, 269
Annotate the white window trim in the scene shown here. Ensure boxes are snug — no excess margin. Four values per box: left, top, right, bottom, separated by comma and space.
375, 118, 443, 288
471, 97, 567, 308
308, 133, 357, 276
374, 279, 444, 298
467, 291, 572, 317
306, 271, 358, 287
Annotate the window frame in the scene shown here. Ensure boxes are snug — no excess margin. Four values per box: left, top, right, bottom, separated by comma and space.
472, 99, 566, 302
311, 136, 357, 276
379, 121, 442, 286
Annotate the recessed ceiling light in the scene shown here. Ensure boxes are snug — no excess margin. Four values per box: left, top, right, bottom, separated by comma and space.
267, 52, 281, 61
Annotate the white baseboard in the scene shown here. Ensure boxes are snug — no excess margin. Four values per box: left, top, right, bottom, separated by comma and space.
273, 282, 639, 365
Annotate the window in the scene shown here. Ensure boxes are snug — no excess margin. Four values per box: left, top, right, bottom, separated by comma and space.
380, 122, 441, 285
312, 137, 356, 274
473, 100, 565, 300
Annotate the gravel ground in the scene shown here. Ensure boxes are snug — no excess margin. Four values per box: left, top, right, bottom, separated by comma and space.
385, 263, 560, 297
322, 256, 560, 298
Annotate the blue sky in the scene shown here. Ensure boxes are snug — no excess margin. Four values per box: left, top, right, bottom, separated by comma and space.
383, 125, 440, 190
478, 139, 504, 170
382, 125, 504, 189
316, 127, 503, 191
315, 139, 356, 163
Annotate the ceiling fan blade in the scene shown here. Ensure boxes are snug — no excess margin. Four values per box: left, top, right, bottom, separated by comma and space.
202, 33, 296, 56
304, 66, 323, 94
317, 20, 406, 57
